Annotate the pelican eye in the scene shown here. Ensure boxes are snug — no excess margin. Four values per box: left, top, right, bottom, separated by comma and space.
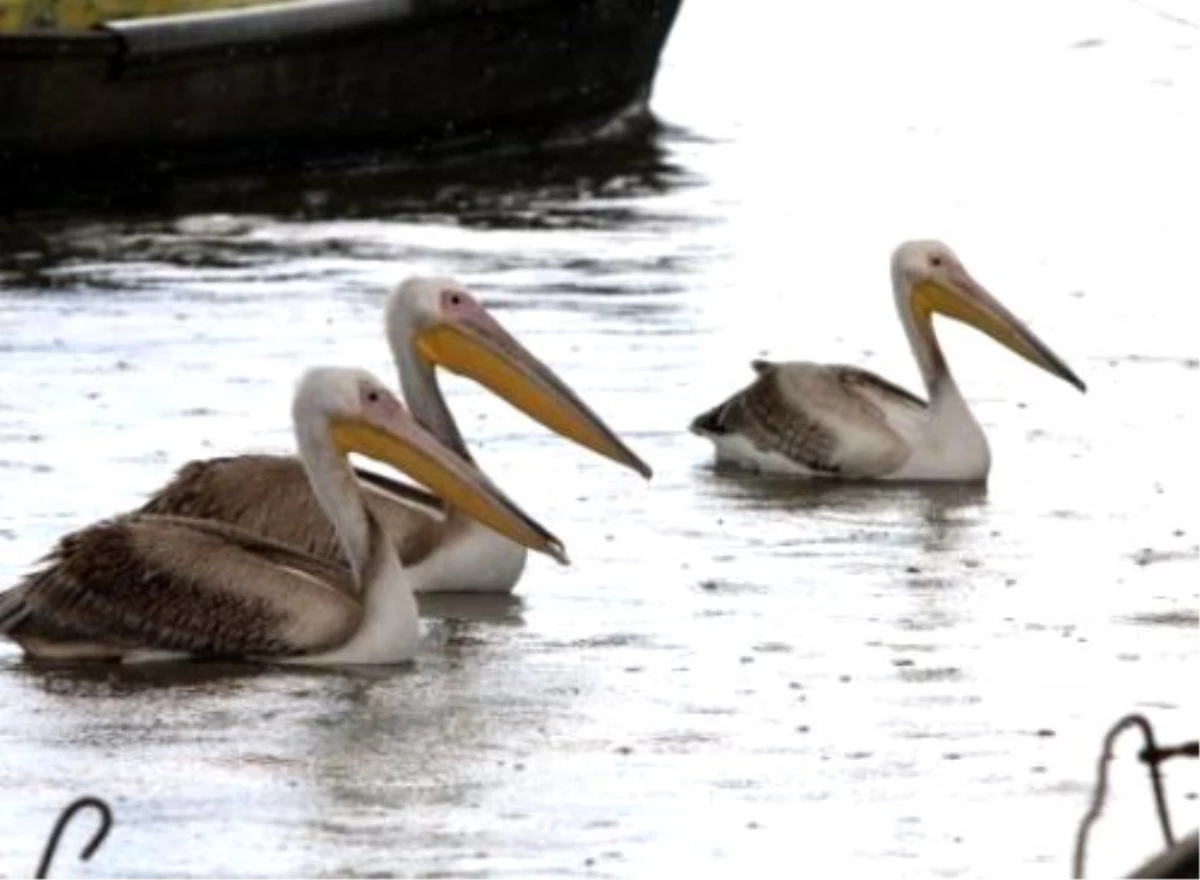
930, 256, 943, 267
366, 390, 380, 403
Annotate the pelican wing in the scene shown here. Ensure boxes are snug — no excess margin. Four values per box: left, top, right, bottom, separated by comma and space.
139, 454, 444, 569
1, 514, 363, 659
691, 360, 925, 477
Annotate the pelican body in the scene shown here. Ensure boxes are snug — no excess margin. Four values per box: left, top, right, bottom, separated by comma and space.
691, 240, 1086, 481
138, 278, 651, 593
0, 368, 564, 665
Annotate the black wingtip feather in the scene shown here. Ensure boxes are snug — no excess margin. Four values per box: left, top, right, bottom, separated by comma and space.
689, 404, 727, 437
0, 586, 31, 634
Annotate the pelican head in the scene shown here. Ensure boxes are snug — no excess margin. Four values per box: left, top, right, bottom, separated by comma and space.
891, 240, 1086, 392
384, 277, 653, 478
294, 366, 568, 564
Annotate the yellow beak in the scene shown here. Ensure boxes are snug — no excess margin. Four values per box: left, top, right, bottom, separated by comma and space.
912, 273, 1086, 392
416, 322, 653, 478
331, 416, 568, 565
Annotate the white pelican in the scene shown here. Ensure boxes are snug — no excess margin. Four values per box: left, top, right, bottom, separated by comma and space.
138, 277, 650, 593
690, 240, 1086, 481
0, 367, 564, 664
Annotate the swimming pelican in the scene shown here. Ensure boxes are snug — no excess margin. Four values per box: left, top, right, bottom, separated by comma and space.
138, 277, 651, 593
0, 367, 565, 664
690, 240, 1086, 481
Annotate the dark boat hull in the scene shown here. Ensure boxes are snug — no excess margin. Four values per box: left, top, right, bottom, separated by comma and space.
0, 0, 682, 192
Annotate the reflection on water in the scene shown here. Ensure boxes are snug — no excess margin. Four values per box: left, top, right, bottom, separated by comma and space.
419, 593, 527, 628
10, 660, 270, 698
698, 467, 987, 518
1, 0, 1198, 876
1, 122, 694, 232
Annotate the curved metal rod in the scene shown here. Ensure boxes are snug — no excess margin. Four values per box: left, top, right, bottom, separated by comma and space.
1073, 714, 1176, 879
35, 796, 113, 879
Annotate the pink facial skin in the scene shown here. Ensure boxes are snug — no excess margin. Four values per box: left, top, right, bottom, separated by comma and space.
357, 379, 410, 429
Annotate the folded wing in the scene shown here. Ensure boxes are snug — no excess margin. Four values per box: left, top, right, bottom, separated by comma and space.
691, 360, 926, 478
138, 454, 444, 569
2, 514, 364, 659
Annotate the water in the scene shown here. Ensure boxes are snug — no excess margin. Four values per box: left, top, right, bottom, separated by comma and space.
1, 0, 1198, 876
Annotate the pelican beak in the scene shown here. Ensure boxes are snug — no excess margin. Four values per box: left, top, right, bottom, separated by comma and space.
414, 313, 653, 479
913, 267, 1087, 392
331, 410, 569, 565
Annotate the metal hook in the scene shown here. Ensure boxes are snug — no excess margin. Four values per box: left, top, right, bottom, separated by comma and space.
1073, 714, 1187, 879
35, 796, 113, 879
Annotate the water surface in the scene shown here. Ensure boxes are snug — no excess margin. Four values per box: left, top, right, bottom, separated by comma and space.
1, 0, 1197, 876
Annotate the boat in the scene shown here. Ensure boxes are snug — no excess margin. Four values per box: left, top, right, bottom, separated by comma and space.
0, 0, 684, 205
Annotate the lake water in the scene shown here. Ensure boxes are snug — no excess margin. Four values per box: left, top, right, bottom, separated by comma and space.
1, 0, 1197, 876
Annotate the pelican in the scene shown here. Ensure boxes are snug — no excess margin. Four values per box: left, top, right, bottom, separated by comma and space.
690, 240, 1086, 481
0, 367, 564, 664
138, 277, 651, 593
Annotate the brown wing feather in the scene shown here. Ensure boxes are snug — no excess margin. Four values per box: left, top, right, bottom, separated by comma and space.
139, 454, 443, 569
146, 514, 359, 594
3, 515, 362, 658
751, 359, 927, 410
691, 361, 920, 477
832, 365, 928, 411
